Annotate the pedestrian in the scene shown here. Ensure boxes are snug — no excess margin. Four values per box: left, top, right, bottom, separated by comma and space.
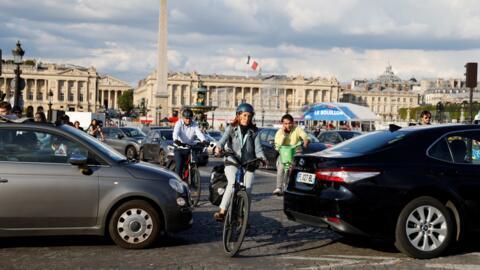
60, 115, 73, 126
87, 119, 105, 140
418, 110, 432, 125
0, 101, 16, 119
272, 114, 309, 195
213, 103, 267, 221
12, 106, 22, 118
34, 112, 47, 123
74, 121, 84, 131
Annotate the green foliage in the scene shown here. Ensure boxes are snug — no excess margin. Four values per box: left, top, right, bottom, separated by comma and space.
117, 89, 134, 113
398, 102, 479, 122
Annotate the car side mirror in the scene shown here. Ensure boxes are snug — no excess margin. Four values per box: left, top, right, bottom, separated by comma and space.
116, 134, 124, 139
69, 153, 87, 166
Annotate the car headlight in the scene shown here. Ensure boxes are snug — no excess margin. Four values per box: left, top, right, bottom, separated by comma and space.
137, 139, 143, 144
169, 178, 185, 193
167, 145, 174, 152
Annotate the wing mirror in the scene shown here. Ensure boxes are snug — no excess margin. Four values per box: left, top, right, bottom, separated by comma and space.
69, 153, 87, 166
69, 153, 93, 175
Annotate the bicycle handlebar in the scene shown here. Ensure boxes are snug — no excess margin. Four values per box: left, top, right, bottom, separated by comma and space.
223, 151, 263, 167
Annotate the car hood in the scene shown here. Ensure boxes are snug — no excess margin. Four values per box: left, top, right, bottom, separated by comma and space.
125, 161, 178, 180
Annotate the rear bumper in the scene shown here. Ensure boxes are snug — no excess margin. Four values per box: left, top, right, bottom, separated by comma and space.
283, 188, 367, 236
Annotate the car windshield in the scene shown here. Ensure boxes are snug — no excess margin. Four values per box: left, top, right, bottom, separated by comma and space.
328, 130, 409, 154
121, 128, 145, 137
61, 125, 126, 162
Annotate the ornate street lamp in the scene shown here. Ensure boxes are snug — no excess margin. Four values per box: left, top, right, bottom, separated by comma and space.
12, 41, 25, 109
47, 89, 53, 122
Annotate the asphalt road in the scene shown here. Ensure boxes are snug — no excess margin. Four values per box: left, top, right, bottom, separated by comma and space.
1, 158, 480, 269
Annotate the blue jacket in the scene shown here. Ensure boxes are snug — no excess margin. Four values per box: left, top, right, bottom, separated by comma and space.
217, 125, 266, 163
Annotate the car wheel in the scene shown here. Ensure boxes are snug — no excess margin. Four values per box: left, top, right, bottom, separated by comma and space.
395, 196, 454, 259
126, 146, 137, 160
157, 150, 166, 166
108, 200, 161, 249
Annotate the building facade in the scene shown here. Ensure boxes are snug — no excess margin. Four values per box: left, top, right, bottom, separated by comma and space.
134, 71, 341, 128
0, 62, 132, 113
422, 78, 479, 105
342, 65, 420, 122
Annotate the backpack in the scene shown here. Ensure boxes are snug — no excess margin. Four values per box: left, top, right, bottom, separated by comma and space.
209, 164, 228, 206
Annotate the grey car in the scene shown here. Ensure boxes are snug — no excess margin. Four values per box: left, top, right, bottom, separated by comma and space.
0, 119, 192, 249
102, 127, 143, 160
140, 129, 175, 166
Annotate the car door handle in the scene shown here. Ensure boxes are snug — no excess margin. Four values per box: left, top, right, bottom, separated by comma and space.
0, 178, 8, 183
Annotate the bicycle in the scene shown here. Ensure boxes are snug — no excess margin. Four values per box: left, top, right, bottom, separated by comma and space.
278, 142, 302, 193
222, 152, 262, 257
167, 142, 207, 207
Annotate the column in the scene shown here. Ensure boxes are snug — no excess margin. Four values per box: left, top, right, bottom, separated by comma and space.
249, 88, 253, 104
187, 85, 191, 105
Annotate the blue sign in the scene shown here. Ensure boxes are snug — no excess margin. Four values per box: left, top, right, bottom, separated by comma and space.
304, 104, 349, 121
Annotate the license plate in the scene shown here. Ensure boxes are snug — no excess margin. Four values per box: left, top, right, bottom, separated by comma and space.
296, 172, 315, 184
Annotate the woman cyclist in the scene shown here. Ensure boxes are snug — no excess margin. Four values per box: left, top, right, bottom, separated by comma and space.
213, 103, 267, 221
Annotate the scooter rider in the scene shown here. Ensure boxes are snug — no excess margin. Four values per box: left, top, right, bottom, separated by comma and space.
273, 114, 309, 195
173, 108, 207, 178
213, 103, 267, 221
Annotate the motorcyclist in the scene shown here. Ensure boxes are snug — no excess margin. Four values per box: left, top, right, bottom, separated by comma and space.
172, 108, 207, 178
213, 103, 267, 221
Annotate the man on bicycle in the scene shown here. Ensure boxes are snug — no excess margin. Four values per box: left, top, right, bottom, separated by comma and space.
213, 103, 267, 221
173, 108, 207, 178
273, 114, 309, 195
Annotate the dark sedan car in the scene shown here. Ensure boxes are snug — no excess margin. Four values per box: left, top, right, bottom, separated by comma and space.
317, 130, 361, 147
284, 124, 480, 259
258, 128, 327, 169
0, 118, 192, 249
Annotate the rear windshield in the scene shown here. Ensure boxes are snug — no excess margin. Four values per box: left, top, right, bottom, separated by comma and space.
328, 130, 409, 154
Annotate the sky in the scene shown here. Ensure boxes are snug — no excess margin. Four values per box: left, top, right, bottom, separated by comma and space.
0, 0, 479, 86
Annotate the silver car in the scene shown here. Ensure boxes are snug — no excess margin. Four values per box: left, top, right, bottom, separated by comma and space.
0, 120, 192, 249
102, 127, 143, 160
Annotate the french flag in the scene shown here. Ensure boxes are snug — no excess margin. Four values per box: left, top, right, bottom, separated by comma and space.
247, 55, 260, 71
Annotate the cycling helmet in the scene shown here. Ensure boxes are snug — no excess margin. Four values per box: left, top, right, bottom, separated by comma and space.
236, 103, 255, 115
182, 108, 194, 118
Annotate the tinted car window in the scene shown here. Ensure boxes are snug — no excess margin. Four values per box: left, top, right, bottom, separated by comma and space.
329, 131, 408, 154
121, 128, 144, 137
444, 131, 480, 164
0, 128, 91, 164
428, 138, 452, 162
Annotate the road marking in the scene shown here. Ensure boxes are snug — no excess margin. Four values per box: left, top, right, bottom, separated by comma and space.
282, 255, 404, 269
426, 263, 480, 270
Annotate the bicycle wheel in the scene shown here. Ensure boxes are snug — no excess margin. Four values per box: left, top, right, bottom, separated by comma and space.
222, 190, 250, 257
189, 166, 202, 207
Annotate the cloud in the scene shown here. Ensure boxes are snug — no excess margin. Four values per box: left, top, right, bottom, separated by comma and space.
0, 0, 479, 85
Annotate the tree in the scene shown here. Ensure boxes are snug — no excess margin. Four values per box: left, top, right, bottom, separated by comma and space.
117, 89, 134, 113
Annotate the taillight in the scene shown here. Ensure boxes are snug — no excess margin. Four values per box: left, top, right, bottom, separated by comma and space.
315, 168, 381, 183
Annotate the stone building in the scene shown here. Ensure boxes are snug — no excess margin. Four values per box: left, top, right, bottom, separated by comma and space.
0, 61, 132, 113
423, 78, 479, 105
134, 71, 341, 128
342, 65, 420, 122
